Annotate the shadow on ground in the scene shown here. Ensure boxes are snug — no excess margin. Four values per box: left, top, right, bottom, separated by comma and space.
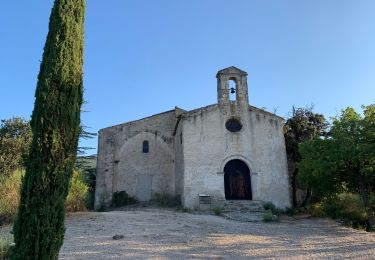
59, 208, 375, 259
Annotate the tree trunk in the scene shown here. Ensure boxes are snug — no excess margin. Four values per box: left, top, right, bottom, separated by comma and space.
301, 188, 312, 208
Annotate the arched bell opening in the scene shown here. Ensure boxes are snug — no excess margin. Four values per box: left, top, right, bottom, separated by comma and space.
228, 78, 237, 101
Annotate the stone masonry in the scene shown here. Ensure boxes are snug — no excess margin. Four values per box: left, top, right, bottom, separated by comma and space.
94, 66, 291, 210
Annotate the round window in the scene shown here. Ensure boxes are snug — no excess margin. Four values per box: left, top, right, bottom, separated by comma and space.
225, 118, 242, 132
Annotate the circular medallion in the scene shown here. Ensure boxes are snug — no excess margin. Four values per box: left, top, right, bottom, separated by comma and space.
225, 118, 242, 132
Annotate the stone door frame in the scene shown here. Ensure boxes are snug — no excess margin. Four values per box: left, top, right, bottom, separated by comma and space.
220, 155, 254, 200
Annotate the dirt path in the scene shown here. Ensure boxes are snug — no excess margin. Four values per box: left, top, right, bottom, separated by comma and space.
57, 208, 375, 259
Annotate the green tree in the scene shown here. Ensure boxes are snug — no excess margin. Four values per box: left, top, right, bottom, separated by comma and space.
284, 106, 328, 207
299, 104, 375, 231
0, 117, 32, 177
12, 0, 85, 259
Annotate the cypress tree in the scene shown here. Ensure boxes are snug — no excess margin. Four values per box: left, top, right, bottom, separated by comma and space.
12, 0, 85, 259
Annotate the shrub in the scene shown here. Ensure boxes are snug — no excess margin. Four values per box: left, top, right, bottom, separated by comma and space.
308, 193, 372, 230
263, 201, 284, 216
287, 207, 307, 216
111, 191, 138, 207
263, 202, 276, 212
176, 206, 191, 213
65, 170, 89, 212
284, 207, 303, 216
323, 194, 368, 228
153, 192, 180, 207
212, 206, 223, 216
0, 170, 23, 225
83, 168, 96, 210
309, 202, 326, 217
262, 210, 274, 222
0, 169, 89, 225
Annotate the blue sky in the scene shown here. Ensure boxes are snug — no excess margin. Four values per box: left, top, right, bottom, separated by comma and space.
1, 1, 374, 154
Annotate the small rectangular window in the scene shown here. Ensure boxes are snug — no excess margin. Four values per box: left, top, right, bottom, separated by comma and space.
142, 140, 149, 153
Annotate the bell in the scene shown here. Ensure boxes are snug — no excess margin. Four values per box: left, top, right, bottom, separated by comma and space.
230, 87, 235, 94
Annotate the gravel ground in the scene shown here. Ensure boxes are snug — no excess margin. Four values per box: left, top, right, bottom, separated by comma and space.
55, 208, 375, 259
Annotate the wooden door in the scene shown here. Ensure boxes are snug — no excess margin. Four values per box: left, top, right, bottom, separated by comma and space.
224, 159, 251, 200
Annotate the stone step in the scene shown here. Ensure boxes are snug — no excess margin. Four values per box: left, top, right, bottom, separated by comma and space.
221, 200, 264, 211
222, 208, 264, 213
220, 199, 264, 206
221, 204, 264, 210
222, 211, 265, 222
217, 200, 266, 222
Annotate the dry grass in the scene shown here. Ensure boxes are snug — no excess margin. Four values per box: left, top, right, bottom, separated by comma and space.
65, 170, 89, 212
0, 170, 22, 224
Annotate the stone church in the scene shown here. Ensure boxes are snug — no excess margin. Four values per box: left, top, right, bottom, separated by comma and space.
94, 67, 291, 210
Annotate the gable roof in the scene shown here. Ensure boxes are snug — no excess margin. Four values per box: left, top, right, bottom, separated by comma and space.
216, 66, 248, 76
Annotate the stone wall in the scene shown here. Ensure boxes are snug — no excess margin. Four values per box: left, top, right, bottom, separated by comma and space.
181, 103, 291, 209
94, 110, 179, 209
95, 67, 291, 211
174, 115, 185, 200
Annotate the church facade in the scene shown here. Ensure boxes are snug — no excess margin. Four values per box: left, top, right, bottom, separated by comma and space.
94, 67, 291, 210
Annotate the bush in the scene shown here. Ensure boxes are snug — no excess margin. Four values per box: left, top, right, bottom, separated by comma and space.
0, 169, 90, 225
0, 170, 22, 225
263, 201, 284, 216
309, 193, 371, 230
308, 202, 326, 217
212, 206, 223, 216
323, 194, 368, 228
65, 170, 89, 212
111, 191, 138, 207
263, 202, 276, 212
285, 207, 307, 216
153, 192, 180, 207
262, 210, 274, 222
176, 206, 191, 213
83, 168, 96, 210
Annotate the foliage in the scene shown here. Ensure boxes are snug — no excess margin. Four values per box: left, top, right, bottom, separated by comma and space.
262, 210, 275, 222
65, 171, 89, 212
263, 202, 284, 216
0, 118, 31, 177
111, 191, 138, 208
0, 169, 90, 227
284, 106, 328, 161
309, 194, 372, 230
308, 202, 325, 217
12, 1, 86, 259
212, 206, 223, 216
298, 138, 344, 197
0, 118, 95, 176
0, 171, 23, 225
176, 206, 191, 213
74, 155, 97, 172
263, 202, 276, 212
153, 193, 180, 207
74, 155, 96, 210
299, 104, 375, 231
84, 183, 96, 210
0, 119, 97, 213
284, 106, 328, 207
76, 126, 97, 156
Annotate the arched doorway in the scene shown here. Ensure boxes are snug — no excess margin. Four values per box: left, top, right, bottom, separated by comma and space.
224, 159, 252, 200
